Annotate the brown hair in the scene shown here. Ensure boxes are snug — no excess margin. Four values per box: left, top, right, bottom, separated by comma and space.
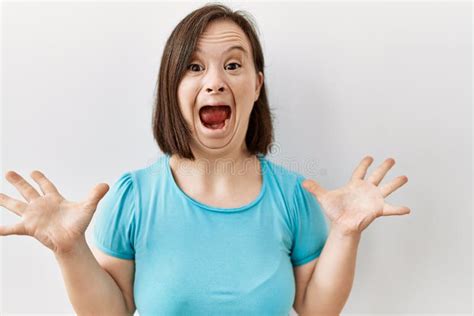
152, 2, 274, 160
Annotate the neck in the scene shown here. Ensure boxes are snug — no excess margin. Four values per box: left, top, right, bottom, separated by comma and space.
169, 148, 264, 207
170, 148, 258, 178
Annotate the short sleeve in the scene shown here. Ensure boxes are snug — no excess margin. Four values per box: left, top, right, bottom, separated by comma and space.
290, 175, 329, 267
91, 172, 136, 260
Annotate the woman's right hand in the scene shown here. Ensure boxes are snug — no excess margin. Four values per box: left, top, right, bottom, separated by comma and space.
0, 170, 109, 255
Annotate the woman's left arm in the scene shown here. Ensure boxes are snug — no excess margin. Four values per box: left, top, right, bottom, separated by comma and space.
299, 156, 411, 315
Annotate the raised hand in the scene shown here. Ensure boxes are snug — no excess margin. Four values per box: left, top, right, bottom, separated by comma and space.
0, 170, 109, 254
302, 156, 411, 236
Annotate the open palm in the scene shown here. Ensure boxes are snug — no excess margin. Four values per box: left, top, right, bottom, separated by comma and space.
302, 156, 411, 235
0, 170, 109, 254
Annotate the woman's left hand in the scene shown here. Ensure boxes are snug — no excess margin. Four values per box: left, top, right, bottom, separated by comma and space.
302, 155, 411, 236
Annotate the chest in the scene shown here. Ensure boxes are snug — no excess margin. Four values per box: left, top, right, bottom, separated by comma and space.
133, 203, 296, 315
189, 182, 262, 208
175, 175, 263, 209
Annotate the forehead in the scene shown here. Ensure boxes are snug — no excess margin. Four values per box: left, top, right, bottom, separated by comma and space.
194, 19, 251, 56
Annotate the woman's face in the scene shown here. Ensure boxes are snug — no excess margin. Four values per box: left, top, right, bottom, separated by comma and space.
177, 19, 264, 158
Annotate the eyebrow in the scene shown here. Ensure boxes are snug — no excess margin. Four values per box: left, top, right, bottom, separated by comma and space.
195, 45, 249, 56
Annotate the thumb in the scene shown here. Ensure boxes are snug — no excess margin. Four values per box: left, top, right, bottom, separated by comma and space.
302, 178, 327, 200
84, 183, 110, 212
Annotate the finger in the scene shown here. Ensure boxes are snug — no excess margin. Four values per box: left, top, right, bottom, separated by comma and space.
0, 222, 27, 236
83, 183, 110, 213
351, 155, 374, 180
379, 175, 408, 198
382, 203, 411, 216
0, 193, 27, 216
367, 158, 395, 186
5, 171, 41, 202
302, 179, 328, 202
30, 170, 62, 197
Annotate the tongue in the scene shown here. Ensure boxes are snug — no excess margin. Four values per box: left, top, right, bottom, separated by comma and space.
199, 106, 230, 125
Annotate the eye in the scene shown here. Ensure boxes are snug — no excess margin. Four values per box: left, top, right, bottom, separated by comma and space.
226, 62, 241, 71
186, 62, 242, 73
187, 64, 203, 72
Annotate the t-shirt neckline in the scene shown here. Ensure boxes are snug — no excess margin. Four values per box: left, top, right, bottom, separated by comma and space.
164, 154, 267, 213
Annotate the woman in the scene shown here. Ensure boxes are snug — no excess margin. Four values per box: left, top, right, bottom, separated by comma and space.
0, 3, 410, 315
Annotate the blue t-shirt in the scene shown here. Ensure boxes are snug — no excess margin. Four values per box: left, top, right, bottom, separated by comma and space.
92, 154, 328, 316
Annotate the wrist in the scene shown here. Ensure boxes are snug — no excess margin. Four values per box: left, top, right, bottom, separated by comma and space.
54, 235, 88, 260
330, 222, 362, 240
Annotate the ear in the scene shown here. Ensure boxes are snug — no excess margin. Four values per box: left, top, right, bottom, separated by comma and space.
254, 71, 264, 102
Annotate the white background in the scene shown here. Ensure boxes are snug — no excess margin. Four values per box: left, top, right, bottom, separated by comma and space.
1, 1, 472, 314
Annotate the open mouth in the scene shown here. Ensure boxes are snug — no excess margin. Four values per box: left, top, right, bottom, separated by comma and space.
199, 105, 232, 130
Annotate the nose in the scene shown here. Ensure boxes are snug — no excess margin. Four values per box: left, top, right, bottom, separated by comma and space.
206, 86, 225, 93
204, 67, 227, 94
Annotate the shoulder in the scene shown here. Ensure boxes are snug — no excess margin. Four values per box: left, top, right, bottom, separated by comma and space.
111, 155, 172, 212
262, 156, 306, 197
102, 156, 167, 208
264, 158, 305, 192
124, 155, 168, 188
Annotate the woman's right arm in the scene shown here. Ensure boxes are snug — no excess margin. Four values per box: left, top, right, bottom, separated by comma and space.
55, 236, 134, 315
0, 170, 133, 315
